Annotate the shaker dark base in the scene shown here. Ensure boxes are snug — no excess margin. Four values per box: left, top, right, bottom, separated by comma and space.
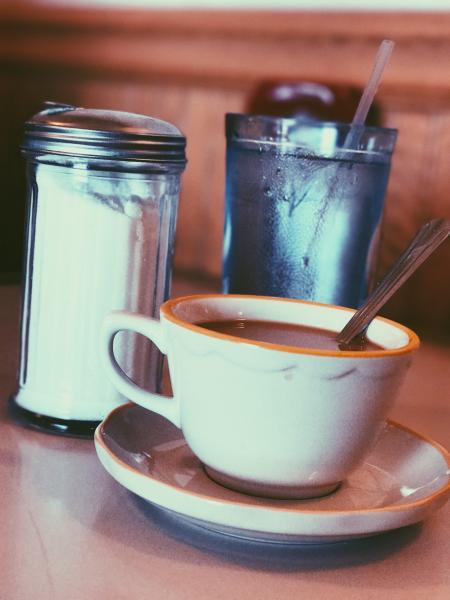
8, 396, 100, 438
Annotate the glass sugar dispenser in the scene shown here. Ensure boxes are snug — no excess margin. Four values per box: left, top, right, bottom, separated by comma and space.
11, 102, 186, 436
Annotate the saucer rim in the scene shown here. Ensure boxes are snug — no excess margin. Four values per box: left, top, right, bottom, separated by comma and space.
95, 404, 450, 516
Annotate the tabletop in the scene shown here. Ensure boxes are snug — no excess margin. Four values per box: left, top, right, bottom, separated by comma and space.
0, 280, 449, 600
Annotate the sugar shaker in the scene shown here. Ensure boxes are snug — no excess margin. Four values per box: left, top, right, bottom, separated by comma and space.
11, 103, 186, 436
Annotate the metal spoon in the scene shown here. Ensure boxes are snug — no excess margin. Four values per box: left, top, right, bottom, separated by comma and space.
336, 218, 450, 350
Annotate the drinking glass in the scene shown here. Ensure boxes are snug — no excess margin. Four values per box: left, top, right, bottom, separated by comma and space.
223, 114, 397, 308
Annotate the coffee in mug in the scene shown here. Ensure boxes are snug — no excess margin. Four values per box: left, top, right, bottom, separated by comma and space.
196, 319, 383, 352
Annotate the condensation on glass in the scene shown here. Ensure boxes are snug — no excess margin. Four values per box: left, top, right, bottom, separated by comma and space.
223, 114, 397, 309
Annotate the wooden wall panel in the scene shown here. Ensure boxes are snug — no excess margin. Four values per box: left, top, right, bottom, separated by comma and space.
0, 6, 449, 333
379, 107, 450, 332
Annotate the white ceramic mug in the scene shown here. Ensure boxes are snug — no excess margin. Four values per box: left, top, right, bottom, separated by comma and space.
100, 294, 419, 499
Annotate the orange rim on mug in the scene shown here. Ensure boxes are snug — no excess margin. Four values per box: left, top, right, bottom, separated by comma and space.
161, 294, 420, 359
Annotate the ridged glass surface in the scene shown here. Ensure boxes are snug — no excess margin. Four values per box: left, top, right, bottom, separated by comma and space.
17, 161, 180, 420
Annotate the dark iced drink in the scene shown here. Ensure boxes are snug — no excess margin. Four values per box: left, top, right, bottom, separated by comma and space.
223, 114, 397, 308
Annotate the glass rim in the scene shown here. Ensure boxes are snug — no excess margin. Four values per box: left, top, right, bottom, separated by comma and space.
226, 112, 398, 137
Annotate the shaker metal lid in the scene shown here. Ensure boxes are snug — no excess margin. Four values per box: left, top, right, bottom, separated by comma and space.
22, 102, 186, 163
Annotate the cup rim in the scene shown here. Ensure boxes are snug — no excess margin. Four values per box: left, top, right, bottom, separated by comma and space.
161, 294, 420, 358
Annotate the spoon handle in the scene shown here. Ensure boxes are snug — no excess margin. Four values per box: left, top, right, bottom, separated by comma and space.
336, 219, 450, 347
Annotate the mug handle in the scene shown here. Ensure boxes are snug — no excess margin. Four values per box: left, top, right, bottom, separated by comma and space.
100, 311, 181, 428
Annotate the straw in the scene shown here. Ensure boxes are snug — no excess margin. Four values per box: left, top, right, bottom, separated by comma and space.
343, 39, 395, 149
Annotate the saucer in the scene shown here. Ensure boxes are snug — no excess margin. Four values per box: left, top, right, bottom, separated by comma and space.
94, 404, 450, 544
